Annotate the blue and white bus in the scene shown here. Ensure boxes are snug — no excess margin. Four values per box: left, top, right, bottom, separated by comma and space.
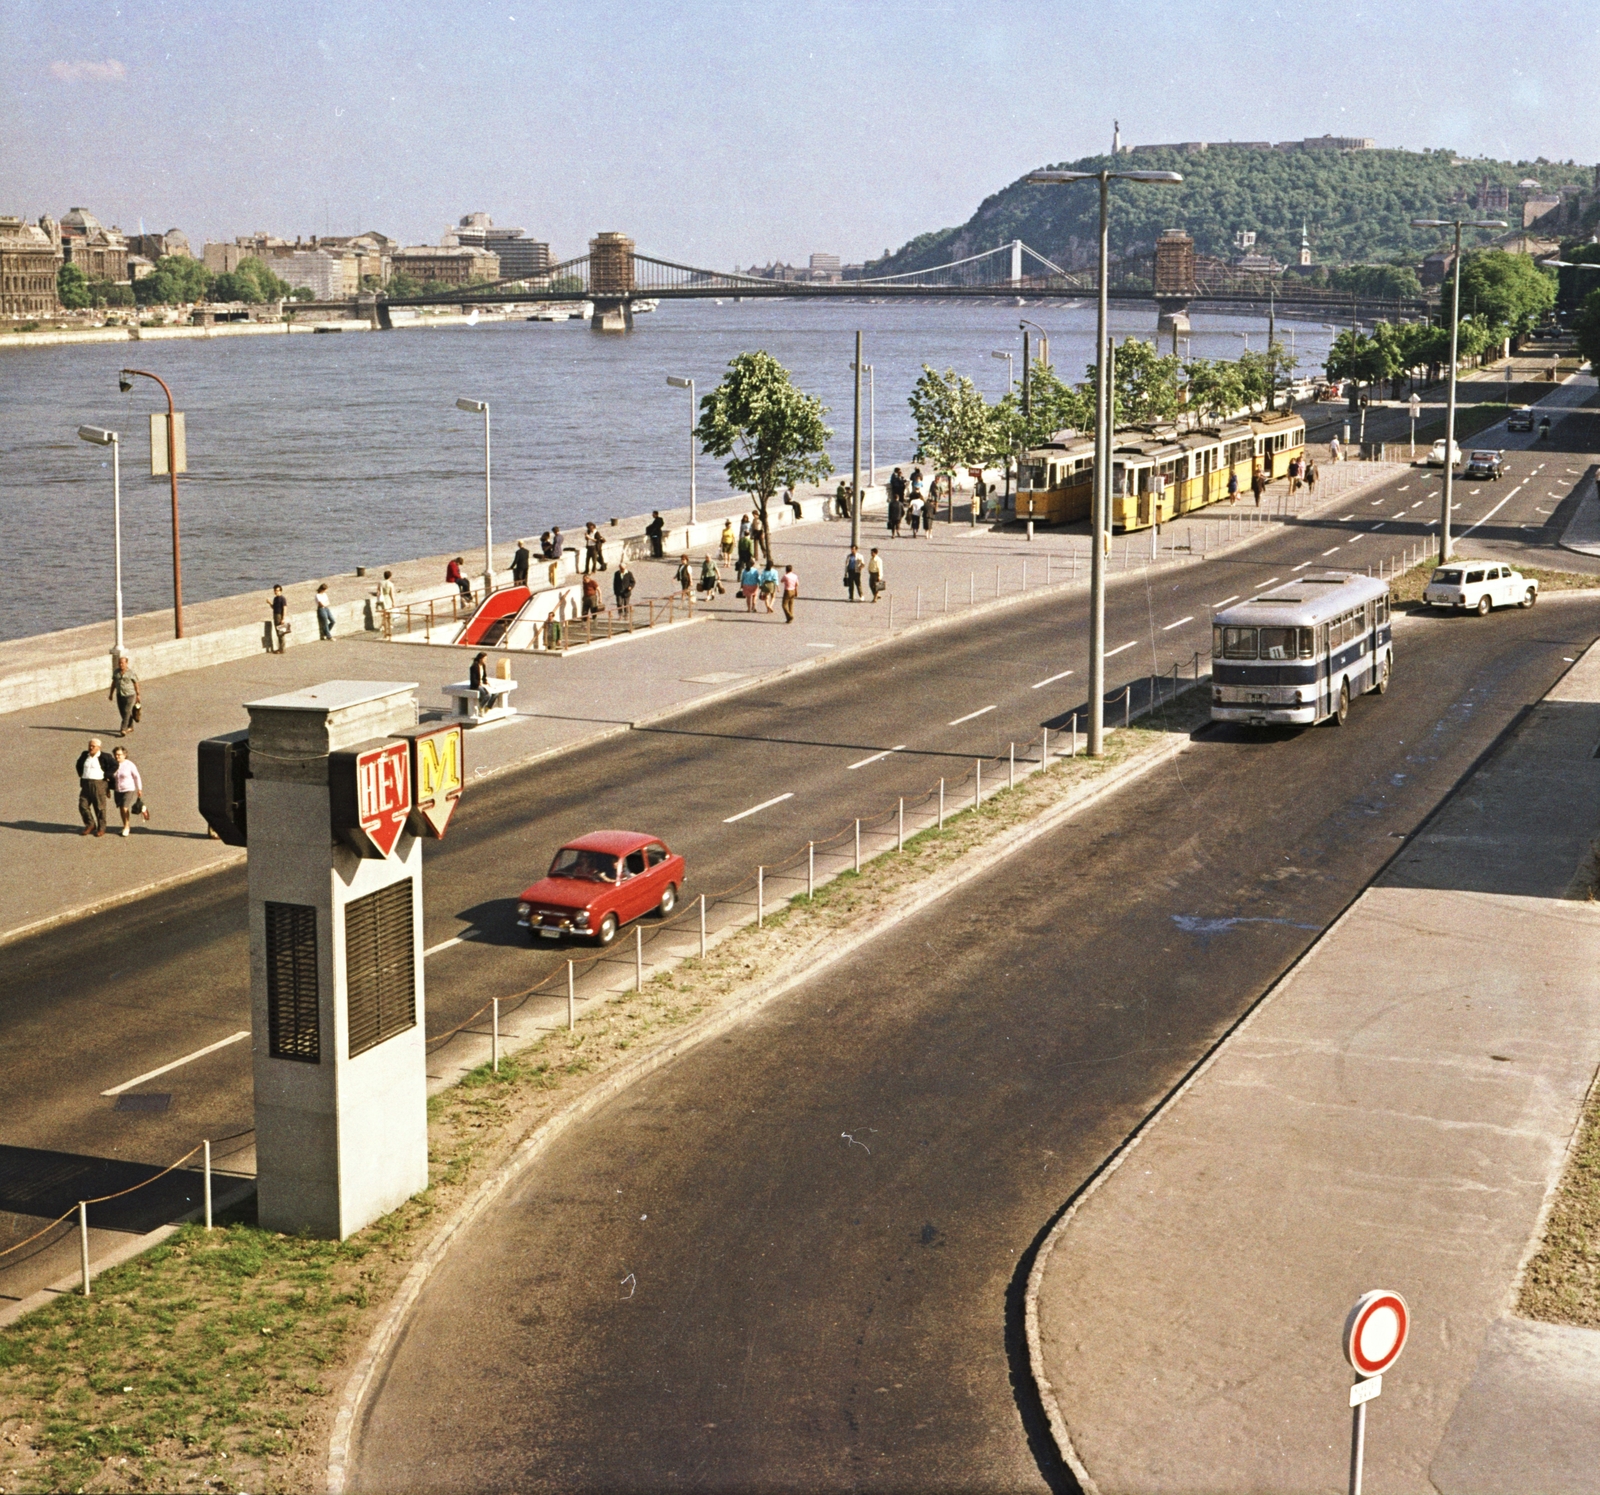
1211, 572, 1393, 727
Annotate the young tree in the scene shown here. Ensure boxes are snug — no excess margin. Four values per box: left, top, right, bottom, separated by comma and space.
695, 351, 834, 564
909, 365, 993, 507
1445, 250, 1556, 336
1182, 357, 1247, 425
1081, 338, 1182, 428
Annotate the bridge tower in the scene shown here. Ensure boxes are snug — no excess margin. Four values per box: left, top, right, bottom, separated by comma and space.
1154, 227, 1195, 353
589, 231, 635, 332
1010, 239, 1023, 287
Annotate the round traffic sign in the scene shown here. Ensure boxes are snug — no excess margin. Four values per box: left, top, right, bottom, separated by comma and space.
1343, 1290, 1409, 1377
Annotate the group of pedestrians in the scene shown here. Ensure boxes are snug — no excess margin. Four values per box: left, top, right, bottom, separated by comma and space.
75, 735, 148, 838
842, 545, 885, 602
885, 467, 940, 538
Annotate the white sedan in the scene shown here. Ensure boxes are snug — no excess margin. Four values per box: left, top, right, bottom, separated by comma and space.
1425, 438, 1463, 467
1422, 562, 1538, 615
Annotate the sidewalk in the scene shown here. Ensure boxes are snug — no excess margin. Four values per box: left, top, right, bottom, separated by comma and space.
0, 460, 1410, 947
1029, 642, 1600, 1494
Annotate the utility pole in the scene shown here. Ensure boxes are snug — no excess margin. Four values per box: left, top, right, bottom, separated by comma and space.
851, 330, 862, 549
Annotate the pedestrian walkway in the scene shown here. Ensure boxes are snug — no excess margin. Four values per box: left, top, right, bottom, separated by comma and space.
1028, 640, 1600, 1495
0, 457, 1405, 947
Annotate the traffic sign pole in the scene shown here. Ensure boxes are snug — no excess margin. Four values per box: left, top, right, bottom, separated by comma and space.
1342, 1291, 1409, 1495
1408, 393, 1420, 458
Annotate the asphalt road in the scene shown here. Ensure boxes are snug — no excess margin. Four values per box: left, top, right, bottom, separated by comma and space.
350, 588, 1600, 1494
1, 411, 1595, 1271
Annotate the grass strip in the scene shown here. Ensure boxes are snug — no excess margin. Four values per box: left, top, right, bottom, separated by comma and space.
1519, 1072, 1600, 1328
0, 694, 1208, 1495
1387, 556, 1600, 606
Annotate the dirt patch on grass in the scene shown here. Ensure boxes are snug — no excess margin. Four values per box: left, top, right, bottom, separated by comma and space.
0, 695, 1208, 1494
1518, 1072, 1600, 1329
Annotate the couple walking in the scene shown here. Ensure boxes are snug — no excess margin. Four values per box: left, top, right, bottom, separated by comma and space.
76, 737, 149, 837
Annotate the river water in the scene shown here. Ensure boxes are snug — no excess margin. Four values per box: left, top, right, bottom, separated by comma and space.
0, 299, 1336, 641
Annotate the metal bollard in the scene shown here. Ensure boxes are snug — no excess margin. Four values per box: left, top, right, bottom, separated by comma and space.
897, 798, 904, 852
1042, 726, 1049, 766
567, 960, 575, 1032
938, 778, 945, 828
758, 866, 764, 927
636, 925, 643, 991
854, 819, 860, 873
975, 760, 981, 809
79, 1201, 90, 1296
808, 842, 814, 900
204, 1139, 213, 1231
699, 892, 706, 959
1072, 714, 1078, 757
1125, 687, 1131, 729
492, 998, 500, 1071
1009, 742, 1015, 790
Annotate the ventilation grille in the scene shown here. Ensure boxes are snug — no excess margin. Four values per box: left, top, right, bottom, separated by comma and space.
345, 880, 416, 1059
265, 902, 320, 1063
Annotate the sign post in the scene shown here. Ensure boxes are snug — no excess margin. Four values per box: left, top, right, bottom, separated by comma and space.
1408, 393, 1421, 458
1342, 1289, 1410, 1495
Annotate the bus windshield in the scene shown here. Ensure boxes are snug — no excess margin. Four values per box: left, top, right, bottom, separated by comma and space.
1214, 625, 1314, 660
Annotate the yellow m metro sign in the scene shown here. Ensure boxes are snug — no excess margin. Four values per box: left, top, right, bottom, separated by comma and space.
403, 723, 464, 838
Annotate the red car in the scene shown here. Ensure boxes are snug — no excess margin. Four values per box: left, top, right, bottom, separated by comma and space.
517, 831, 685, 946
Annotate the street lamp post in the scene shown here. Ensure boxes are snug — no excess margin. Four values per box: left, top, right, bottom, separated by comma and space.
455, 398, 493, 589
118, 368, 184, 638
666, 376, 697, 524
1411, 217, 1507, 563
850, 332, 863, 548
78, 425, 123, 658
1028, 166, 1182, 757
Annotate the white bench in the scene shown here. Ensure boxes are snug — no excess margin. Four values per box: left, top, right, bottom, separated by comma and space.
443, 678, 518, 725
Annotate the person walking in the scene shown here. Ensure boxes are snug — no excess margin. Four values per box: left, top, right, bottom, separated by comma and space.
270, 584, 291, 652
512, 539, 531, 586
1250, 469, 1265, 508
739, 559, 761, 612
109, 653, 140, 736
613, 561, 636, 615
316, 582, 336, 640
1227, 470, 1239, 504
844, 545, 863, 601
780, 563, 799, 623
889, 467, 906, 507
469, 651, 493, 714
719, 520, 736, 567
867, 547, 884, 602
1303, 458, 1318, 498
1329, 434, 1342, 464
698, 555, 725, 596
887, 490, 903, 538
737, 527, 755, 572
908, 493, 924, 536
835, 481, 853, 520
581, 573, 601, 617
111, 745, 147, 836
973, 474, 987, 520
646, 511, 666, 559
76, 737, 115, 837
758, 559, 779, 613
676, 554, 693, 599
375, 569, 397, 623
1287, 456, 1302, 497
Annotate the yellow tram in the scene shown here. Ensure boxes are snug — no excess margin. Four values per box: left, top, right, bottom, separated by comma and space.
1009, 410, 1305, 533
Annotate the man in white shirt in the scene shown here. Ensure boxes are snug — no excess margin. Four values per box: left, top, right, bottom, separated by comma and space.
75, 736, 115, 837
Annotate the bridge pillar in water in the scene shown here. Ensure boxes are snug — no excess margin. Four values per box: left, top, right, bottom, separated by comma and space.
589, 230, 636, 332
1156, 300, 1191, 355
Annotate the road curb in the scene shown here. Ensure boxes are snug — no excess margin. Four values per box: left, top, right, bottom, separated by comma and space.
324, 708, 1204, 1493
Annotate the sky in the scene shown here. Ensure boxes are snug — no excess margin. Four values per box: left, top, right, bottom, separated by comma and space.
4, 0, 1598, 270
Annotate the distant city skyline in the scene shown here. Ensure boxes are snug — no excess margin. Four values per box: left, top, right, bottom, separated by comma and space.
3, 0, 1597, 268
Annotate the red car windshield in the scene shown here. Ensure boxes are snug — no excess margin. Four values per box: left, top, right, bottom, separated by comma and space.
549, 847, 618, 882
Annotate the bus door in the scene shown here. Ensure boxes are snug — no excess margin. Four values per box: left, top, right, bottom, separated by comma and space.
1317, 623, 1330, 716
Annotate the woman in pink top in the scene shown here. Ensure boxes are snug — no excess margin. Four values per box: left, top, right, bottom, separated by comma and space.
111, 746, 147, 836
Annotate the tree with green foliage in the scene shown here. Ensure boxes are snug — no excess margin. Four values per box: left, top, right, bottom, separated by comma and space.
133, 254, 211, 307
1099, 338, 1183, 426
1444, 249, 1556, 337
1574, 287, 1600, 371
909, 366, 994, 505
985, 359, 1091, 486
1181, 358, 1248, 425
1328, 263, 1424, 301
695, 351, 834, 564
386, 269, 422, 299
57, 262, 91, 309
209, 255, 290, 305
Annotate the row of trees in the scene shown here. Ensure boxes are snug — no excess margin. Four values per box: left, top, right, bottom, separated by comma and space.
57, 253, 307, 310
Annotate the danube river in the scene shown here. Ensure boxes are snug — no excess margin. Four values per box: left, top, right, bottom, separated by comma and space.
0, 299, 1336, 641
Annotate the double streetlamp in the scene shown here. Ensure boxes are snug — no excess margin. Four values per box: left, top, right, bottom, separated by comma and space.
1411, 217, 1506, 562
1026, 165, 1183, 757
77, 425, 124, 657
454, 397, 493, 588
119, 367, 185, 637
665, 376, 697, 524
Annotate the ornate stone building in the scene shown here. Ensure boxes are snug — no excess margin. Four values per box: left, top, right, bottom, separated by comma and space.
1, 215, 62, 317
58, 207, 129, 282
390, 245, 499, 285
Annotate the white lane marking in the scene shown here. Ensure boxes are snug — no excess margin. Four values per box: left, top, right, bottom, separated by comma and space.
846, 747, 905, 770
947, 705, 997, 726
1370, 523, 1386, 531
725, 791, 795, 820
1105, 640, 1138, 658
1321, 547, 1342, 556
1339, 514, 1355, 521
1210, 595, 1239, 608
1398, 484, 1409, 490
1261, 577, 1280, 586
1292, 562, 1312, 571
1031, 669, 1074, 689
1347, 534, 1367, 544
1456, 489, 1519, 541
1392, 512, 1409, 519
102, 1031, 252, 1096
1162, 615, 1195, 631
424, 935, 466, 957
1411, 502, 1422, 509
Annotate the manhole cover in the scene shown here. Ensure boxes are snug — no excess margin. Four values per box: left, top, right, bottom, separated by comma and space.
114, 1093, 171, 1114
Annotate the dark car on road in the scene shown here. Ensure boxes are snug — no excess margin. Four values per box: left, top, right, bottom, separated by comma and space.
1506, 408, 1535, 432
1463, 449, 1503, 480
517, 831, 685, 945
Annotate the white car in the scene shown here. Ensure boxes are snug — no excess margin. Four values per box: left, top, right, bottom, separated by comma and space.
1425, 439, 1463, 467
1422, 562, 1538, 615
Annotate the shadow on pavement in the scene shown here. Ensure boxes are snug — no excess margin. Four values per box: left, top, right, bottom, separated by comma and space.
0, 1144, 210, 1236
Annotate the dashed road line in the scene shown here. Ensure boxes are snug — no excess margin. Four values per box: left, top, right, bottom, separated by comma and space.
1292, 562, 1312, 571
1210, 595, 1239, 608
947, 706, 997, 726
1031, 669, 1074, 690
1161, 615, 1194, 631
102, 1031, 252, 1096
725, 791, 796, 819
1105, 640, 1138, 658
1321, 547, 1341, 556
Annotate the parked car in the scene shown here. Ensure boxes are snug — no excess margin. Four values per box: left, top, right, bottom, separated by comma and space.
517, 831, 685, 945
1506, 407, 1535, 432
1422, 563, 1538, 615
1425, 438, 1463, 467
1463, 449, 1503, 480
